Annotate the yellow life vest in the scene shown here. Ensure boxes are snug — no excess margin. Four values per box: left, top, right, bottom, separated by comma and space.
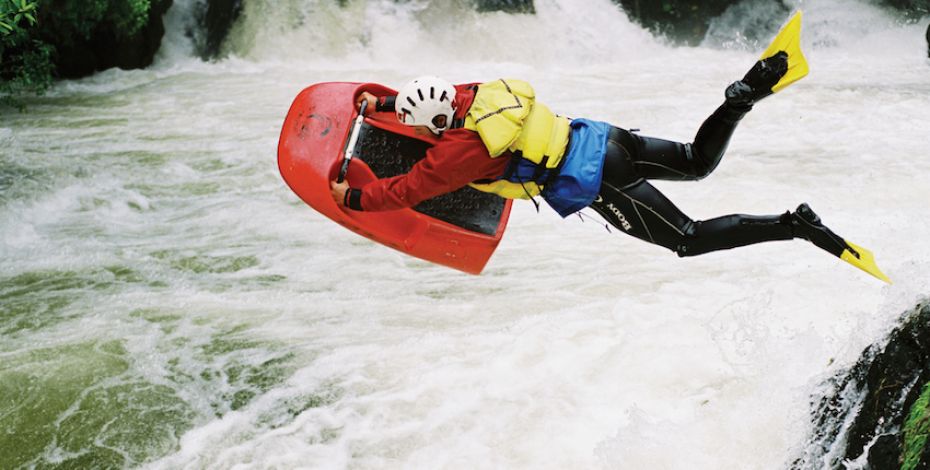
463, 79, 571, 199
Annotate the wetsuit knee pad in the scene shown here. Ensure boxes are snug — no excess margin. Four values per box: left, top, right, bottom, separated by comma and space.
684, 143, 716, 180
675, 243, 700, 257
673, 221, 699, 257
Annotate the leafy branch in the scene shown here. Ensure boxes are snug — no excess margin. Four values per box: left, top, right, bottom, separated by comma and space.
0, 0, 38, 36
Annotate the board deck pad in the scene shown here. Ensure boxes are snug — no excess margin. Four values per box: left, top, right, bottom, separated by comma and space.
357, 123, 506, 236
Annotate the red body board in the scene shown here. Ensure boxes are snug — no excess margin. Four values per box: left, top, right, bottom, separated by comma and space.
277, 82, 513, 274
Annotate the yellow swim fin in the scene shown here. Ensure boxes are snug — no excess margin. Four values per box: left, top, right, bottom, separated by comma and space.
793, 204, 890, 284
840, 240, 892, 284
760, 11, 809, 93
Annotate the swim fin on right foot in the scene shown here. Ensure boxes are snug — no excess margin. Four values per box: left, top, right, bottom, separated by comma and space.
790, 203, 891, 284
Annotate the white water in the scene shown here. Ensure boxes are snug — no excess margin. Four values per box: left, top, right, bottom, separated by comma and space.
2, 0, 930, 468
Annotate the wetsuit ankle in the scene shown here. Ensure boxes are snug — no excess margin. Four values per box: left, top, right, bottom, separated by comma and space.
780, 210, 796, 237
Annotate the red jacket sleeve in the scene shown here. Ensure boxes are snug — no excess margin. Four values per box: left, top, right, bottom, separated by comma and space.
359, 129, 508, 211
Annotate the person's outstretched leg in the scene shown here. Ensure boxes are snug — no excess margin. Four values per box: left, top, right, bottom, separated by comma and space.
620, 103, 749, 181
591, 148, 849, 258
617, 51, 790, 181
589, 52, 845, 258
590, 177, 795, 256
591, 138, 796, 256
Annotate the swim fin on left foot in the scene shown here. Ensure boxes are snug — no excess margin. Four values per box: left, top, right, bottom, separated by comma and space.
790, 204, 891, 284
760, 10, 809, 94
726, 11, 809, 107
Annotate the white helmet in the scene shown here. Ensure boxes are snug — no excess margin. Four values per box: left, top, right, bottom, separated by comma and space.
395, 76, 456, 135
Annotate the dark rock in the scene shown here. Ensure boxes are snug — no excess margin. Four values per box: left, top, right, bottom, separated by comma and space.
843, 327, 929, 460
51, 0, 174, 79
190, 0, 531, 60
612, 0, 750, 45
473, 0, 534, 14
794, 303, 930, 468
926, 22, 929, 58
613, 0, 926, 47
194, 0, 243, 59
868, 434, 902, 469
876, 0, 930, 19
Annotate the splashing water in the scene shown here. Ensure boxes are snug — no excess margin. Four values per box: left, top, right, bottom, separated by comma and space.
2, 0, 930, 468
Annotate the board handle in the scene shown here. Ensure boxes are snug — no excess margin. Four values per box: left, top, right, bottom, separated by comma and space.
337, 99, 368, 183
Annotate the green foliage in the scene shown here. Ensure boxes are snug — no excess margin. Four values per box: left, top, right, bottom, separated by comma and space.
0, 38, 51, 106
117, 0, 153, 36
1, 0, 154, 108
0, 0, 37, 35
36, 0, 151, 47
903, 382, 930, 470
1, 0, 43, 107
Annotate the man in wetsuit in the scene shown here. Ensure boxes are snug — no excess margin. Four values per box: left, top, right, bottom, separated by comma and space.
329, 54, 858, 265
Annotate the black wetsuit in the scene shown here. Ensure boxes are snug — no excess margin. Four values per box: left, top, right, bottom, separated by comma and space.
588, 102, 794, 257
373, 88, 798, 257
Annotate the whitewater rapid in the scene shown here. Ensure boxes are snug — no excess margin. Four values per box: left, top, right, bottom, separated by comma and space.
2, 0, 930, 468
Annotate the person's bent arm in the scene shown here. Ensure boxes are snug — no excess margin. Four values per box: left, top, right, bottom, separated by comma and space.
330, 130, 508, 211
331, 145, 468, 211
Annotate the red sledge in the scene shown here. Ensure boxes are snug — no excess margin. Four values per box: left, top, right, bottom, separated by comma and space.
278, 82, 512, 274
